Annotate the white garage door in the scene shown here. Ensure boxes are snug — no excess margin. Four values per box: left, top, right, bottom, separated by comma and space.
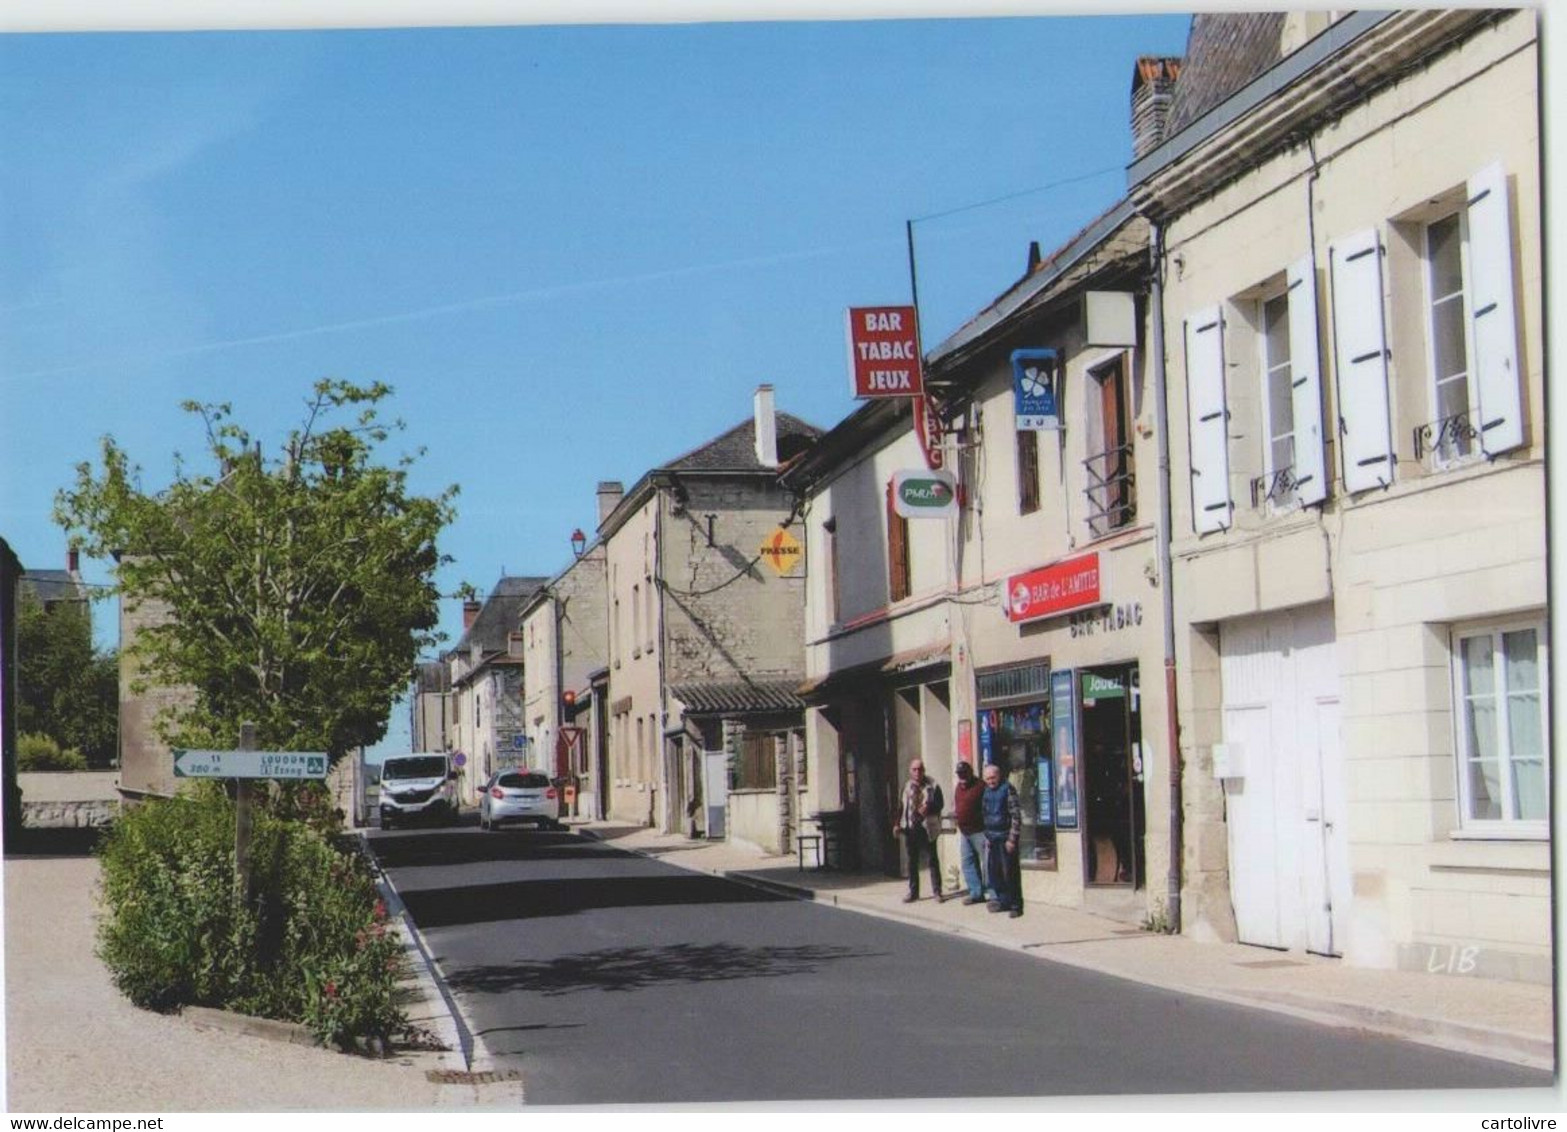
1221, 604, 1349, 954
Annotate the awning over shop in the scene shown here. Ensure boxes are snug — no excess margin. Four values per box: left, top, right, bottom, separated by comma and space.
668, 677, 807, 718
796, 641, 952, 701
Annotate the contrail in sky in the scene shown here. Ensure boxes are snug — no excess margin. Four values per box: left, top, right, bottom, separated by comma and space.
1, 240, 867, 383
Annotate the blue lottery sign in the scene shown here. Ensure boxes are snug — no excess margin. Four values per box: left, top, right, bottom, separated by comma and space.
1011, 348, 1060, 431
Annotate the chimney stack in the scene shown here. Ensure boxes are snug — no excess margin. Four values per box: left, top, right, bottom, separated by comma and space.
67, 545, 80, 575
596, 481, 624, 525
1131, 57, 1182, 161
463, 600, 482, 631
754, 384, 778, 468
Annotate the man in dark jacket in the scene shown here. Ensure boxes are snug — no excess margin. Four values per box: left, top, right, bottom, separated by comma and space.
952, 761, 988, 905
982, 762, 1023, 918
894, 759, 944, 903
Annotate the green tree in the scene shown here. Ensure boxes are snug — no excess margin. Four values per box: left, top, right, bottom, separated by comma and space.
15, 587, 119, 766
55, 380, 457, 762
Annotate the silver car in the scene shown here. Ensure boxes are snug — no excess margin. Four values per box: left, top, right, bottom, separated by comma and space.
479, 769, 560, 831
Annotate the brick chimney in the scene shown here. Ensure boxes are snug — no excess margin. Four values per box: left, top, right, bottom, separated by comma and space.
462, 600, 482, 630
1131, 57, 1182, 161
67, 545, 80, 576
596, 481, 624, 525
754, 384, 778, 468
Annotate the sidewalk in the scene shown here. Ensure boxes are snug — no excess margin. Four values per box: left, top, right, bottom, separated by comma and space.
578, 819, 1558, 1073
2, 835, 515, 1113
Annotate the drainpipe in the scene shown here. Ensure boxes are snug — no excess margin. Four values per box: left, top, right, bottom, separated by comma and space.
1150, 220, 1184, 933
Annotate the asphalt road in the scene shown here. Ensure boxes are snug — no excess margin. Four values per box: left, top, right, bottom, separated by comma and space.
369, 822, 1550, 1105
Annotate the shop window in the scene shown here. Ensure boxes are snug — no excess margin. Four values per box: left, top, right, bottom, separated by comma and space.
1452, 621, 1547, 836
1084, 354, 1134, 535
1413, 164, 1524, 467
732, 732, 778, 791
886, 482, 911, 603
1016, 428, 1040, 515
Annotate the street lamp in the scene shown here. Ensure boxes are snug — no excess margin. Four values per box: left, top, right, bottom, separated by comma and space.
570, 528, 587, 558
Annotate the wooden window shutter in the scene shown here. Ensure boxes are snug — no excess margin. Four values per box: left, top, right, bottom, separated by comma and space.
1017, 428, 1040, 515
1466, 162, 1525, 456
1329, 228, 1396, 493
1286, 255, 1328, 506
886, 480, 911, 603
1184, 305, 1233, 533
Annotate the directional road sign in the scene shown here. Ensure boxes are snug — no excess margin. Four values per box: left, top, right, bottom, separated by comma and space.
173, 749, 330, 779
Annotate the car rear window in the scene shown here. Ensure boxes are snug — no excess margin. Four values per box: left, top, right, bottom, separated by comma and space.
498, 771, 551, 788
382, 756, 448, 779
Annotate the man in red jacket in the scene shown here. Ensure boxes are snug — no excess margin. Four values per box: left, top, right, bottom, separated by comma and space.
952, 760, 989, 905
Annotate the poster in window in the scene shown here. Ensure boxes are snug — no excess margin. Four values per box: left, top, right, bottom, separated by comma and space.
978, 710, 997, 766
1050, 669, 1079, 829
1036, 756, 1054, 826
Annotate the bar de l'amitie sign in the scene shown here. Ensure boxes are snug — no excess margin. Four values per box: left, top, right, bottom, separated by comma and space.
846, 305, 924, 399
1003, 553, 1102, 624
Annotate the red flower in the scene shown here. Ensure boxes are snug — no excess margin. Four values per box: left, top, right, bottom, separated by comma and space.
324, 980, 339, 999
372, 899, 387, 921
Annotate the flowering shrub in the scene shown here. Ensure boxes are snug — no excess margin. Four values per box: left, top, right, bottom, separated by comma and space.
96, 782, 406, 1050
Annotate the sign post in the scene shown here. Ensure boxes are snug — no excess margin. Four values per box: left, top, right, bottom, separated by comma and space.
172, 726, 331, 909
234, 723, 256, 910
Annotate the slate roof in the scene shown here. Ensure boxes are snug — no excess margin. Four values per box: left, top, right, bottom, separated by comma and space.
661, 412, 822, 474
452, 575, 548, 660
1162, 13, 1287, 138
413, 660, 449, 694
20, 569, 87, 606
669, 678, 807, 717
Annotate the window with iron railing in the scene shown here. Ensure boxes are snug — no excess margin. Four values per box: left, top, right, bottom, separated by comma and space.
1083, 355, 1134, 535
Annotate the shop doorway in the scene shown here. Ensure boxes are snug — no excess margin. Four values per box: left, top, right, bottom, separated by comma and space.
1078, 663, 1146, 888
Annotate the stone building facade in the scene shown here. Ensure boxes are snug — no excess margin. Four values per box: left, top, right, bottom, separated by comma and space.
598, 386, 819, 850
1132, 10, 1548, 981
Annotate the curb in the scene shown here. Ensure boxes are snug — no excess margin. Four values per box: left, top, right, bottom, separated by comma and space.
182, 1005, 321, 1049
357, 831, 480, 1075
719, 868, 1553, 1073
582, 829, 1554, 1073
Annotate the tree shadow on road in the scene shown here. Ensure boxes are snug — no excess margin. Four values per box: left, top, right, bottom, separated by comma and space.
398, 873, 793, 929
445, 940, 885, 997
368, 826, 632, 870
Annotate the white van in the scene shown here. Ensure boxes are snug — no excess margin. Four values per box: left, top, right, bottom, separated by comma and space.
378, 752, 458, 829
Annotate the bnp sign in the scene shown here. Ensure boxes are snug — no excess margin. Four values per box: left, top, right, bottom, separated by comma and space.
891, 469, 958, 519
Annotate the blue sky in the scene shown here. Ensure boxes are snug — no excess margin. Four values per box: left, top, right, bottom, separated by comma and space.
0, 9, 1192, 753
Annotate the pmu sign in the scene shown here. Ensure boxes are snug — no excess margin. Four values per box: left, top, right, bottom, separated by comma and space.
846, 306, 924, 399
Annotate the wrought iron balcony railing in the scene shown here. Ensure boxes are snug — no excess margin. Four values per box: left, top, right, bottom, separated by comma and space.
1413, 409, 1483, 468
1083, 442, 1135, 537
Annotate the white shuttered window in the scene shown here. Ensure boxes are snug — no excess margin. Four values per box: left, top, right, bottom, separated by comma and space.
1329, 228, 1395, 493
1465, 162, 1524, 456
1285, 256, 1328, 506
1185, 306, 1232, 533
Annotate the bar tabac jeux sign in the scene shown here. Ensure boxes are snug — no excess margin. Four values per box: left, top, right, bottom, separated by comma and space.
846, 305, 924, 398
1003, 553, 1102, 624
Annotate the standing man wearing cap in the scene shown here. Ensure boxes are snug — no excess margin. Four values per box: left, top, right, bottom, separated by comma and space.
952, 761, 989, 905
894, 758, 944, 903
982, 762, 1024, 918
